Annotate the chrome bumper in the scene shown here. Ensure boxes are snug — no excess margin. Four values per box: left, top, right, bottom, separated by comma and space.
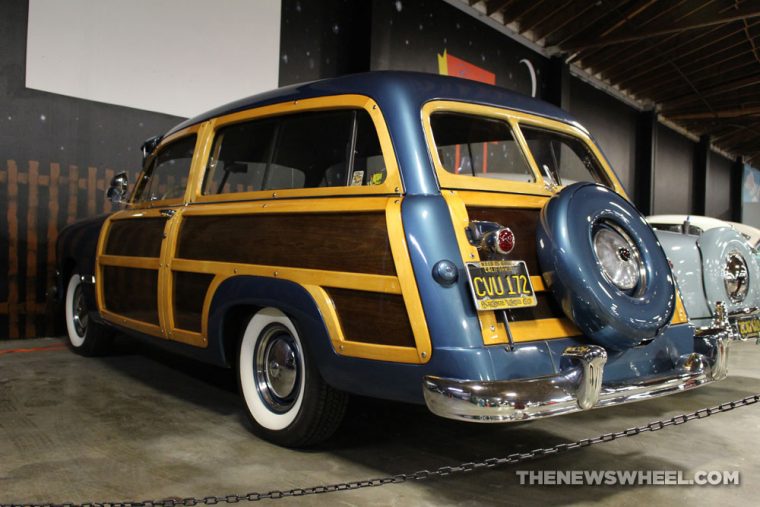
423, 309, 732, 423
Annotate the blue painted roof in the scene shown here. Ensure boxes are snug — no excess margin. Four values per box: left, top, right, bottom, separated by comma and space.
165, 71, 577, 137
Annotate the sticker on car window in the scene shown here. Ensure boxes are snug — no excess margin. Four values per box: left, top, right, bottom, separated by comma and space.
351, 171, 365, 186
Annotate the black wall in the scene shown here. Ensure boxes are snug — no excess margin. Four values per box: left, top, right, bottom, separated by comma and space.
653, 124, 696, 215
278, 0, 372, 86
707, 153, 733, 220
567, 76, 638, 197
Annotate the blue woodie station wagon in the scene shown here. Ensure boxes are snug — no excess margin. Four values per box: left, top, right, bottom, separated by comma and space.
55, 72, 733, 447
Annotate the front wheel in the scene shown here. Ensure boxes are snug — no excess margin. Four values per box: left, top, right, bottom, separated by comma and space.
237, 307, 348, 447
64, 273, 113, 356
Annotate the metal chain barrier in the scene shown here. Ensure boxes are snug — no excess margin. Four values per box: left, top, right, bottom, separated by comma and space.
3, 393, 759, 507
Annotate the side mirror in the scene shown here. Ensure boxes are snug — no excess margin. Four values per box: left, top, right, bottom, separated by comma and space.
106, 172, 129, 204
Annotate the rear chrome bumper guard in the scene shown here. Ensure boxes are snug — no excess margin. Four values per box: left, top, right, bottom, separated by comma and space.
423, 307, 732, 423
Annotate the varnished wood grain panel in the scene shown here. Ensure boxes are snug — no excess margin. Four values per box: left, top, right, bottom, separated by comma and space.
103, 266, 159, 325
326, 288, 415, 347
105, 218, 167, 257
177, 213, 395, 276
173, 272, 214, 332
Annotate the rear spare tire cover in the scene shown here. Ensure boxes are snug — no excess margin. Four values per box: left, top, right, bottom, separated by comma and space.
536, 183, 675, 350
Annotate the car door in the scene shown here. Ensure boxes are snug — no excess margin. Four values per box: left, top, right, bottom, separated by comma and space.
97, 129, 201, 339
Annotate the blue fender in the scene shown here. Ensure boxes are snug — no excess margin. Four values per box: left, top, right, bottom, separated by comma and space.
536, 183, 675, 350
206, 276, 338, 369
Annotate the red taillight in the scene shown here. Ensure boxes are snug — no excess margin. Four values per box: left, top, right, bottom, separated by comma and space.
496, 228, 515, 254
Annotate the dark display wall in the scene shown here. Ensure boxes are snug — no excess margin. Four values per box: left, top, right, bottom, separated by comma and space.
0, 0, 182, 339
567, 76, 638, 198
653, 124, 696, 215
278, 0, 371, 86
707, 154, 733, 220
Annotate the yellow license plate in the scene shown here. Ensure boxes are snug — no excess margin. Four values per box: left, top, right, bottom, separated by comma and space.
736, 315, 760, 340
465, 260, 538, 311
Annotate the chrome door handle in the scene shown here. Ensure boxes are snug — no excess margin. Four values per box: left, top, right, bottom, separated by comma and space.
160, 209, 176, 217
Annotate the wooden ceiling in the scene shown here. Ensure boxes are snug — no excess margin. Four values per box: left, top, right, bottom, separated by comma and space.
462, 0, 760, 165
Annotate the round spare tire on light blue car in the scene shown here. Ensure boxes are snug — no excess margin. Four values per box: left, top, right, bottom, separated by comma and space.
536, 183, 676, 351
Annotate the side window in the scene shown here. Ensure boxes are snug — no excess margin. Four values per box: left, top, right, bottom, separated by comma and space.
429, 112, 534, 183
133, 135, 196, 203
203, 119, 275, 194
520, 126, 610, 188
202, 108, 386, 195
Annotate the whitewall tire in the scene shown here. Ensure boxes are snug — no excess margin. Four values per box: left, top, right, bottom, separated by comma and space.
64, 273, 113, 356
237, 307, 348, 447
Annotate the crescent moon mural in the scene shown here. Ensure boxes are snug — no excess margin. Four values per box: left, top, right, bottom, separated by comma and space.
520, 58, 537, 98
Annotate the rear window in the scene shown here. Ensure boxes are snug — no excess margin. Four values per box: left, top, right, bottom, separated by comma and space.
429, 112, 534, 183
203, 109, 386, 195
520, 126, 611, 188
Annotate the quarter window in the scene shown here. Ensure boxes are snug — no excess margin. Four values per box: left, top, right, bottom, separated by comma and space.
429, 112, 534, 183
520, 126, 610, 188
202, 109, 386, 195
132, 135, 196, 203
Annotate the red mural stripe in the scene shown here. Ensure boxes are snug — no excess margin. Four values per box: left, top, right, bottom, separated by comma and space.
0, 342, 67, 357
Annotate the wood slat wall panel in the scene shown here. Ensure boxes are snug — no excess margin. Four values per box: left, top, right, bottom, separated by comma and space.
0, 160, 138, 339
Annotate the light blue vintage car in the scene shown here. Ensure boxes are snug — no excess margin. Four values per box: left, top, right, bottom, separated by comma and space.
648, 215, 760, 341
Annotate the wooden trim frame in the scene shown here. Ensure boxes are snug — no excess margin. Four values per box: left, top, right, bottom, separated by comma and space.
127, 124, 209, 209
96, 208, 171, 339
189, 94, 403, 204
420, 100, 628, 199
165, 196, 432, 363
441, 190, 582, 344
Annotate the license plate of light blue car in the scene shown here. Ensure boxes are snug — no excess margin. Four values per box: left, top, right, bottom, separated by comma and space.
465, 260, 538, 311
736, 315, 760, 340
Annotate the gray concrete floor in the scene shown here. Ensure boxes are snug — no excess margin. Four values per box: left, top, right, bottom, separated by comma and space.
1, 336, 759, 506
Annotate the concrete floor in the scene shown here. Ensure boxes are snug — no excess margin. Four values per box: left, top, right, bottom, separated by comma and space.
1, 336, 759, 506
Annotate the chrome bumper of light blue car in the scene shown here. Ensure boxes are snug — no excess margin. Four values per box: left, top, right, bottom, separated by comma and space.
423, 315, 732, 423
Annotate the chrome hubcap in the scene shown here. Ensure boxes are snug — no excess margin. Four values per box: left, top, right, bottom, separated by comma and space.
254, 324, 300, 412
72, 284, 88, 336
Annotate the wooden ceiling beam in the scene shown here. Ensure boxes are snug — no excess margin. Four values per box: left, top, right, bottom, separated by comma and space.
666, 106, 760, 121
485, 0, 514, 16
661, 74, 760, 111
602, 27, 753, 89
533, 2, 595, 45
558, 5, 760, 52
629, 54, 755, 99
566, 0, 659, 64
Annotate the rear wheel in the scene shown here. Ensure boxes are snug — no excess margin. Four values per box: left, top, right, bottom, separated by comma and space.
237, 307, 347, 447
64, 273, 113, 356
